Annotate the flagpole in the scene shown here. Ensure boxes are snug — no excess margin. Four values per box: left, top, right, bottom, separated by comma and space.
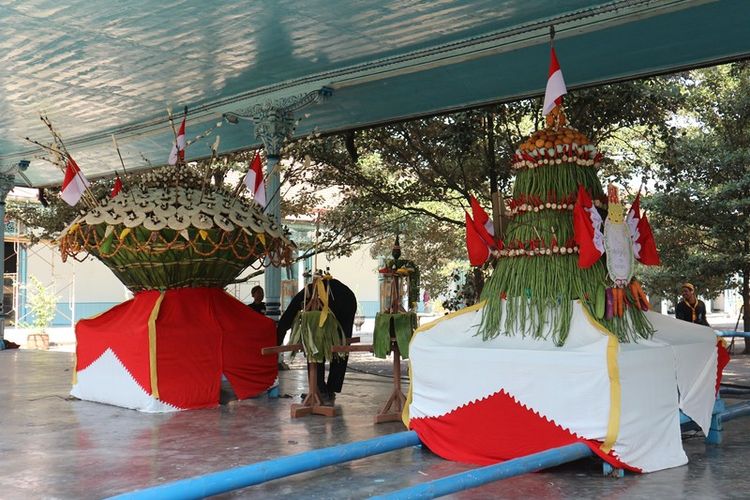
199, 135, 221, 203
166, 106, 180, 155
38, 115, 97, 208
112, 134, 137, 202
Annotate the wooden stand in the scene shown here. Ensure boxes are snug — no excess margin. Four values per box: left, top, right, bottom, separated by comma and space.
262, 337, 360, 419
332, 326, 407, 424
290, 363, 336, 418
372, 262, 412, 424
374, 337, 406, 424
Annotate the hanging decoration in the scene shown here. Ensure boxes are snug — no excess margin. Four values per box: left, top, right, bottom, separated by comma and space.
289, 271, 347, 363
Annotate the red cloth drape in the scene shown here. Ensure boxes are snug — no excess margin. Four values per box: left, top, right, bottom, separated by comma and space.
410, 388, 640, 472
75, 288, 277, 409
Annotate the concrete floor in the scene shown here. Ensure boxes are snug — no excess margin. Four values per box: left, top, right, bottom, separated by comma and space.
1, 349, 750, 499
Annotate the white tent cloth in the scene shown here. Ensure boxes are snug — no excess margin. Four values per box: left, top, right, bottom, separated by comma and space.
406, 301, 719, 472
71, 349, 179, 413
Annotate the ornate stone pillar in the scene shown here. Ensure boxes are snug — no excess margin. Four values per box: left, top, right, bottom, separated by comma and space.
223, 87, 333, 321
251, 105, 296, 321
0, 171, 16, 348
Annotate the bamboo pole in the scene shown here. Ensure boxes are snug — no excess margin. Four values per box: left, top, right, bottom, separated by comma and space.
111, 134, 137, 203
40, 115, 98, 207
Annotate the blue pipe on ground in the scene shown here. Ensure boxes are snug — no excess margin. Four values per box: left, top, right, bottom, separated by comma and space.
380, 401, 750, 500
681, 401, 750, 429
371, 443, 593, 500
109, 431, 421, 500
719, 401, 750, 423
719, 387, 750, 395
111, 402, 750, 500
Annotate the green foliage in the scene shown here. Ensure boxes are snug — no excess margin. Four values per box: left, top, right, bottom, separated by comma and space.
442, 268, 485, 312
644, 62, 750, 331
23, 276, 57, 332
372, 312, 417, 359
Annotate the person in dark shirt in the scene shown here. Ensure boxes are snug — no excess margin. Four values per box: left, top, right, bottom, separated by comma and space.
277, 278, 357, 402
675, 283, 710, 326
248, 285, 266, 315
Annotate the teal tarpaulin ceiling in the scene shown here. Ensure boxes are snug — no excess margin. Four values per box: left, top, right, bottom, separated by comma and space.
1, 0, 749, 187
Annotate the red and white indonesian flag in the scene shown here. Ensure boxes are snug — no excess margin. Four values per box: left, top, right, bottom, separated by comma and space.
626, 193, 661, 265
168, 116, 186, 166
543, 47, 567, 116
470, 195, 495, 239
60, 156, 90, 206
464, 195, 496, 266
573, 185, 604, 268
244, 152, 266, 207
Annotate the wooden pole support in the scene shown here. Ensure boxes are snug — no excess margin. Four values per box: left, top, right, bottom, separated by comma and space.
375, 321, 408, 424
262, 344, 302, 355
332, 344, 373, 353
290, 363, 336, 418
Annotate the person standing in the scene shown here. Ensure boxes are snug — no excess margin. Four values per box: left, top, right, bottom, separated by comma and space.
249, 285, 266, 315
675, 283, 710, 326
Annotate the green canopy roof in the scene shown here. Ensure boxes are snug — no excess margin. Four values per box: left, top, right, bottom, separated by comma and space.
2, 0, 749, 186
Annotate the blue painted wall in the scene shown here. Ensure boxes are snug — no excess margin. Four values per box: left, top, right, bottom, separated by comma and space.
48, 302, 121, 326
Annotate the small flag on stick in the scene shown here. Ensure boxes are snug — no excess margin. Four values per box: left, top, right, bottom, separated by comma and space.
244, 152, 266, 207
542, 47, 567, 116
626, 193, 660, 266
110, 174, 123, 198
168, 115, 186, 165
60, 156, 90, 206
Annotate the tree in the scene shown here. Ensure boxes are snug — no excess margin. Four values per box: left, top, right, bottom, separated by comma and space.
283, 78, 682, 299
645, 62, 750, 342
24, 276, 57, 332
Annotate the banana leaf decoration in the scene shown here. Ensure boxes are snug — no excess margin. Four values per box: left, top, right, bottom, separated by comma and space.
290, 310, 346, 363
373, 312, 418, 359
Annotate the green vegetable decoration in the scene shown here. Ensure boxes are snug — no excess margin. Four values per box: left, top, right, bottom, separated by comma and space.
373, 312, 418, 359
479, 106, 655, 345
289, 272, 347, 363
59, 166, 295, 291
374, 235, 419, 358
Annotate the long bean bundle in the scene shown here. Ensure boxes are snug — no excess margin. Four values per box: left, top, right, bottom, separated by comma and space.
479, 126, 654, 344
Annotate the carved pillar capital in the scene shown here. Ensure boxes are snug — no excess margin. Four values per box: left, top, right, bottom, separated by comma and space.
251, 105, 296, 158
0, 172, 15, 205
225, 86, 332, 157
